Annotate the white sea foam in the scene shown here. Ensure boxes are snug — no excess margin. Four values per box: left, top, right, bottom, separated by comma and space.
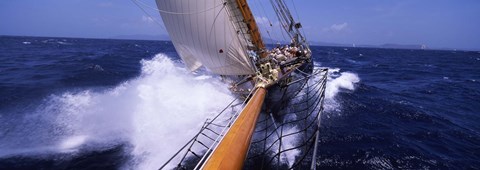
281, 125, 301, 167
325, 68, 360, 99
57, 41, 72, 45
128, 54, 234, 169
58, 135, 89, 152
0, 54, 234, 169
0, 54, 359, 169
264, 67, 360, 168
324, 67, 360, 113
264, 112, 301, 167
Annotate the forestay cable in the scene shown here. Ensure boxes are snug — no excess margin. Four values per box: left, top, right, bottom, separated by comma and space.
130, 0, 167, 31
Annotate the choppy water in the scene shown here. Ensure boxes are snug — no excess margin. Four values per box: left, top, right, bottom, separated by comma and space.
0, 36, 479, 169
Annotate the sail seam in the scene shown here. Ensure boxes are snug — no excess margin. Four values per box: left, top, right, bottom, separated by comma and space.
136, 0, 224, 15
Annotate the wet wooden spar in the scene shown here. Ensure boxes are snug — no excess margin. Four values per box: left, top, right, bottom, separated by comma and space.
231, 0, 266, 56
155, 0, 271, 168
202, 88, 266, 170
201, 1, 269, 169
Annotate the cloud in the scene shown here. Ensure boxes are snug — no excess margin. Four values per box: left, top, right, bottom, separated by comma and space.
331, 22, 348, 31
142, 16, 154, 24
254, 16, 282, 29
255, 16, 269, 26
323, 22, 349, 32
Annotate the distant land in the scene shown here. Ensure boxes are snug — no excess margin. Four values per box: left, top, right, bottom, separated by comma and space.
224, 36, 432, 50
104, 34, 480, 51
308, 41, 429, 50
245, 36, 474, 51
2, 34, 477, 51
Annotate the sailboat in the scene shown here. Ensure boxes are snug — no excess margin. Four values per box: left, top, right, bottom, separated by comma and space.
136, 0, 328, 169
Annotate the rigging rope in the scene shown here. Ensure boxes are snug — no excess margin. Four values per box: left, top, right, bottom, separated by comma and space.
253, 0, 275, 42
269, 0, 293, 41
157, 68, 329, 169
130, 0, 166, 31
289, 0, 309, 43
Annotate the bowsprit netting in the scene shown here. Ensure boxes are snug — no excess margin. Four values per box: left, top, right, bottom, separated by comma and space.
159, 68, 328, 170
245, 68, 327, 169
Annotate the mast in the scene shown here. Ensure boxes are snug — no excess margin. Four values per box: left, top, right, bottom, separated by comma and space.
153, 0, 315, 168
233, 0, 265, 52
201, 1, 298, 169
200, 2, 270, 169
225, 0, 266, 57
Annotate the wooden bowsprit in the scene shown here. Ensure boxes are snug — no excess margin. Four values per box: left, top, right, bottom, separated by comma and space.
201, 87, 267, 169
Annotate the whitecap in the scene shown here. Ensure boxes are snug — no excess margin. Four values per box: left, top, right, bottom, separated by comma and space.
0, 53, 234, 170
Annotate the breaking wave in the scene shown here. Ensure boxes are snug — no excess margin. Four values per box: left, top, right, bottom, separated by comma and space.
0, 54, 234, 169
0, 54, 359, 169
268, 66, 360, 167
324, 68, 360, 112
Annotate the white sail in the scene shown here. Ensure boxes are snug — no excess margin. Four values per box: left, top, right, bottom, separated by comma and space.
155, 0, 255, 75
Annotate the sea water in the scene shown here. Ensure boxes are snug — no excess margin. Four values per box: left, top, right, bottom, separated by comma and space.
0, 36, 479, 169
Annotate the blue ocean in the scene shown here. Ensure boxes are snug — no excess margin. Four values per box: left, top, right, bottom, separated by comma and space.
0, 36, 479, 169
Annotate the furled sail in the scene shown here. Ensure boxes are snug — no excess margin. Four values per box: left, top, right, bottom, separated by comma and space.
155, 0, 257, 75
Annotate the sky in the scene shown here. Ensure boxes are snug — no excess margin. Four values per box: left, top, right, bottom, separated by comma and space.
0, 0, 479, 50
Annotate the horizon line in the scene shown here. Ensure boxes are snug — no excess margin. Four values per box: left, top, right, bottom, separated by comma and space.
1, 34, 478, 52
